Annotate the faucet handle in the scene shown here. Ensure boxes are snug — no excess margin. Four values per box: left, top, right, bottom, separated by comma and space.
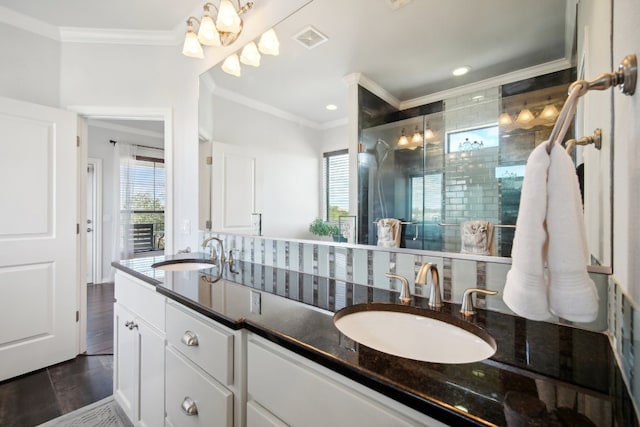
460, 288, 498, 317
385, 273, 411, 304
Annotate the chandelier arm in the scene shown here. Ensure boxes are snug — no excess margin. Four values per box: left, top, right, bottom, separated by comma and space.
203, 2, 219, 14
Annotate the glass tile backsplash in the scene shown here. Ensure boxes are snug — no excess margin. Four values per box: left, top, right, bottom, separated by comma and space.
209, 231, 611, 333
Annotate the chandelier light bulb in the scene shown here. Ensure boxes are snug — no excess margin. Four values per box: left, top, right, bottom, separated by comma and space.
516, 104, 535, 124
198, 14, 221, 46
258, 29, 280, 55
398, 129, 409, 147
182, 22, 204, 59
240, 42, 261, 67
216, 0, 242, 34
221, 53, 242, 76
540, 103, 559, 120
498, 111, 513, 126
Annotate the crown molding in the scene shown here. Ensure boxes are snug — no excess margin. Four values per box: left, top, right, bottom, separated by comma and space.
0, 5, 183, 45
59, 27, 180, 45
213, 86, 324, 130
351, 73, 401, 109
0, 5, 60, 40
400, 58, 573, 110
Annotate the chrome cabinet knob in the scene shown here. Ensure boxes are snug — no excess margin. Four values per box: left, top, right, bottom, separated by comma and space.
460, 288, 498, 317
181, 397, 198, 416
181, 331, 199, 346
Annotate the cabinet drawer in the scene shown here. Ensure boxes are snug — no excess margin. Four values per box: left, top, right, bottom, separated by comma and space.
114, 271, 165, 331
247, 400, 288, 427
165, 347, 233, 427
166, 302, 234, 385
248, 336, 437, 427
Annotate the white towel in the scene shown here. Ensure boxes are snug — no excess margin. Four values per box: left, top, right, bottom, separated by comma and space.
377, 218, 401, 248
503, 143, 598, 323
503, 143, 552, 321
460, 221, 495, 255
547, 146, 598, 322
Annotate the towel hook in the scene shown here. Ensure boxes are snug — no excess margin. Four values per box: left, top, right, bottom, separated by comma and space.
546, 54, 637, 155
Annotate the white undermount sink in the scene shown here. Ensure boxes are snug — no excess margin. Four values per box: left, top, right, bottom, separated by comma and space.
333, 303, 496, 364
151, 259, 217, 272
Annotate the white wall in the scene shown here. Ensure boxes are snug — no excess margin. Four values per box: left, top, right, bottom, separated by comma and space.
58, 42, 200, 254
208, 94, 321, 239
0, 24, 60, 107
612, 0, 640, 305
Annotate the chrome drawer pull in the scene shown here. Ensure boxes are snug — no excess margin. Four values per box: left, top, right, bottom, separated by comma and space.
181, 331, 199, 346
181, 397, 198, 416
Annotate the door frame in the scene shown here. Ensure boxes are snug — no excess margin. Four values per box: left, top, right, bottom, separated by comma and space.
87, 157, 103, 284
72, 106, 173, 354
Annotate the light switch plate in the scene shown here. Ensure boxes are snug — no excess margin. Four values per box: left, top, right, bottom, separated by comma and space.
250, 290, 261, 314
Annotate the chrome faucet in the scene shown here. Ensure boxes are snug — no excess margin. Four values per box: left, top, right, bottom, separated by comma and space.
415, 263, 442, 309
460, 288, 498, 317
201, 236, 224, 264
384, 273, 411, 304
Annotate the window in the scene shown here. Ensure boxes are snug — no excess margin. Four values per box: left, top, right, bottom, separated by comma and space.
447, 125, 499, 153
120, 156, 165, 253
410, 174, 443, 223
322, 150, 349, 221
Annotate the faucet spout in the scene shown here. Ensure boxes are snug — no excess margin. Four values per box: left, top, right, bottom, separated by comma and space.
201, 236, 224, 264
415, 263, 442, 309
384, 273, 412, 304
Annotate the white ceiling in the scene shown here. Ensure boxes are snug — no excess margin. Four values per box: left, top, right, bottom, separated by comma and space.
0, 0, 575, 126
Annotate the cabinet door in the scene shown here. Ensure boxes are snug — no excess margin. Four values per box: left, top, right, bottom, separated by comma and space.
139, 320, 165, 427
114, 303, 138, 422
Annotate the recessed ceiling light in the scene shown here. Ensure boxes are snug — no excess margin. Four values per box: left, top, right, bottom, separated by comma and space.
471, 95, 484, 101
452, 66, 471, 76
326, 104, 337, 111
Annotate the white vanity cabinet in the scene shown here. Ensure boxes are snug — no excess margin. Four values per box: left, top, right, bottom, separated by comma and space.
113, 271, 166, 427
246, 334, 447, 427
164, 301, 245, 427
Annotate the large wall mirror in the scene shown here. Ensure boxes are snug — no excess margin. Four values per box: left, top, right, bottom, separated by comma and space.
198, 0, 611, 267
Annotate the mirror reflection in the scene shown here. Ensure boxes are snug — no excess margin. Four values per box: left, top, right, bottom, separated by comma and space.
198, 0, 609, 265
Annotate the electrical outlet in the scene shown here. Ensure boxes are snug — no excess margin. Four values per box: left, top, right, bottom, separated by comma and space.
250, 290, 261, 314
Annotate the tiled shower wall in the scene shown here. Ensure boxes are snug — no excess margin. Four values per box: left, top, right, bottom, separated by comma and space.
609, 276, 640, 413
203, 232, 609, 333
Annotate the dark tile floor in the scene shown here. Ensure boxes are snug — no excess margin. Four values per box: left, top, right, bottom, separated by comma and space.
0, 283, 114, 427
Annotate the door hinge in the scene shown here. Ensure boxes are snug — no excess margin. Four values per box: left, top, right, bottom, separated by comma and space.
76, 311, 79, 322
205, 220, 212, 230
76, 136, 80, 147
206, 156, 212, 165
76, 223, 80, 234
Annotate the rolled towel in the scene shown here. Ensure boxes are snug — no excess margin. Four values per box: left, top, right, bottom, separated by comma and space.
547, 145, 598, 322
503, 142, 552, 321
460, 220, 495, 255
377, 218, 401, 248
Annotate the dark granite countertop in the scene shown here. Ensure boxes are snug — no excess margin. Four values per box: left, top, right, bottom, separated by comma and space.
113, 256, 639, 427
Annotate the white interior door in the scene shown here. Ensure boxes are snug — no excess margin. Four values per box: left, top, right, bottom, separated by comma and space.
211, 142, 263, 234
0, 96, 78, 381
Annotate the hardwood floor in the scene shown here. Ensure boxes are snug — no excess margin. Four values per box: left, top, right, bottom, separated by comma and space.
0, 283, 115, 427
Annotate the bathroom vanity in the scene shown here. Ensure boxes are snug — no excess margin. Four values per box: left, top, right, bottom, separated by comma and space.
112, 256, 638, 427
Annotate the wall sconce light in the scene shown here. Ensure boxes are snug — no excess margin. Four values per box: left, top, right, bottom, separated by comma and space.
516, 102, 535, 124
240, 41, 261, 66
258, 29, 280, 56
498, 111, 513, 126
182, 0, 254, 58
539, 98, 559, 120
221, 53, 242, 76
411, 126, 423, 144
398, 128, 409, 147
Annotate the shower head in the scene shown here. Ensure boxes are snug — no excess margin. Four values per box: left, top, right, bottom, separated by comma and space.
376, 139, 391, 150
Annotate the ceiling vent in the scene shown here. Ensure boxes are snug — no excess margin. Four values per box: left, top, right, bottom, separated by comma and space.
386, 0, 413, 10
293, 26, 328, 50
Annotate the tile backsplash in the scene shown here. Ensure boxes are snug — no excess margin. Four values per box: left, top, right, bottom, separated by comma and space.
203, 232, 609, 333
204, 231, 638, 414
